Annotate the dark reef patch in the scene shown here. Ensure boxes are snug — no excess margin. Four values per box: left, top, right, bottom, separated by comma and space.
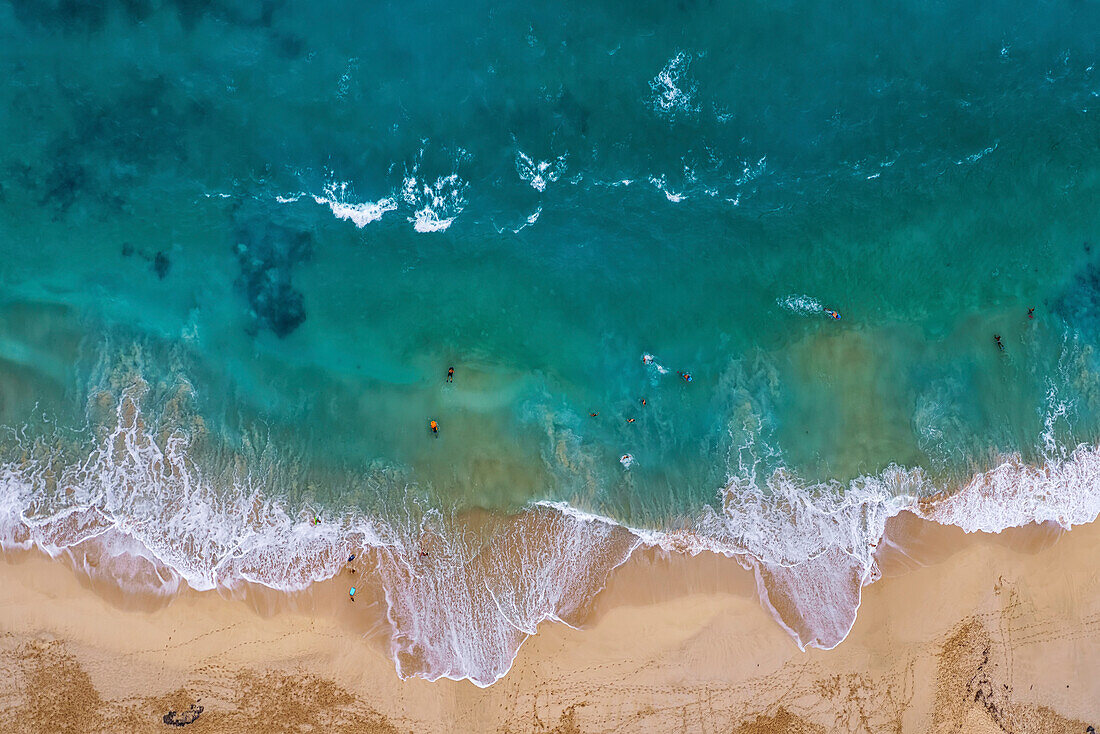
7, 0, 290, 32
38, 161, 88, 217
1054, 254, 1100, 342
7, 0, 110, 32
232, 210, 313, 338
153, 250, 172, 280
10, 72, 199, 219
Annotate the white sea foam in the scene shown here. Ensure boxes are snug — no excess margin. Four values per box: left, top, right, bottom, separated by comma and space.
641, 352, 671, 375
5, 378, 1100, 687
401, 170, 467, 233
735, 156, 768, 187
918, 444, 1100, 533
311, 181, 398, 228
337, 57, 359, 99
649, 51, 699, 118
515, 151, 566, 192
777, 293, 824, 315
648, 175, 685, 202
0, 384, 636, 687
377, 506, 639, 685
961, 141, 999, 165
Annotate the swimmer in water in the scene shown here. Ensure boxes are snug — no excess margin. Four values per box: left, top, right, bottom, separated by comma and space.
590, 411, 599, 417
994, 334, 1004, 352
430, 419, 439, 436
639, 398, 646, 406
1027, 308, 1035, 319
446, 367, 454, 382
825, 309, 841, 320
626, 418, 636, 423
678, 371, 692, 382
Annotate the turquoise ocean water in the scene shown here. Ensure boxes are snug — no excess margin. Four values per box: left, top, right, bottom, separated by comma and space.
3, 0, 1100, 684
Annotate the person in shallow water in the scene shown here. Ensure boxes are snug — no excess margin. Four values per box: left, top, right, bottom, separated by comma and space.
994, 334, 1005, 351
446, 366, 454, 382
430, 419, 439, 436
825, 308, 841, 320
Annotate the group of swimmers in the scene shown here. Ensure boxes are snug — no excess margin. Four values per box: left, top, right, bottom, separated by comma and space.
993, 307, 1036, 353
428, 366, 456, 436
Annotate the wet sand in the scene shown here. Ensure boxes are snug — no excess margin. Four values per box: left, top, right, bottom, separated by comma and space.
1, 511, 1098, 733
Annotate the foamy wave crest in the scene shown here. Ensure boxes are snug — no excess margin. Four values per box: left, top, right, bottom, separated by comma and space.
0, 382, 380, 593
311, 181, 397, 228
648, 174, 685, 202
377, 505, 639, 685
6, 378, 1100, 687
515, 151, 566, 193
650, 51, 699, 118
689, 467, 925, 649
401, 159, 468, 233
777, 293, 823, 315
917, 444, 1100, 533
0, 382, 638, 687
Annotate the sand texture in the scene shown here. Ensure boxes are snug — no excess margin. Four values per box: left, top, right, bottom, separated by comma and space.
0, 512, 1098, 733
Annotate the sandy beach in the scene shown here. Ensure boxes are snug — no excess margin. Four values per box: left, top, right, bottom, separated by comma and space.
0, 511, 1098, 733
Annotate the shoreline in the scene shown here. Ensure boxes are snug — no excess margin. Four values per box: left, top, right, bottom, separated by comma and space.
1, 511, 1098, 732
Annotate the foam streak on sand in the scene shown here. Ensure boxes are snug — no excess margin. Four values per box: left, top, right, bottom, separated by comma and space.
3, 386, 1100, 686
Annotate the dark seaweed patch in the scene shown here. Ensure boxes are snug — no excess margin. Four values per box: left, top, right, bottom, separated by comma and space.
8, 0, 289, 32
1054, 256, 1100, 341
273, 32, 306, 60
8, 0, 109, 32
28, 74, 197, 218
153, 250, 171, 279
233, 216, 312, 338
38, 161, 87, 216
162, 703, 203, 726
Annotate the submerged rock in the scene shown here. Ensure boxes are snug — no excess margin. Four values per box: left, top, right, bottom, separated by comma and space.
162, 703, 203, 727
233, 214, 312, 338
153, 250, 171, 280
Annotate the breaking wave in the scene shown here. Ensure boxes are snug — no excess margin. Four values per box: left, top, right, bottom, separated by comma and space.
649, 50, 699, 119
777, 293, 824, 315
311, 180, 398, 228
2, 379, 1100, 687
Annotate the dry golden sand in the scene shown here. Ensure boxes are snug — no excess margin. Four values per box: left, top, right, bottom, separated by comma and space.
0, 511, 1098, 733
